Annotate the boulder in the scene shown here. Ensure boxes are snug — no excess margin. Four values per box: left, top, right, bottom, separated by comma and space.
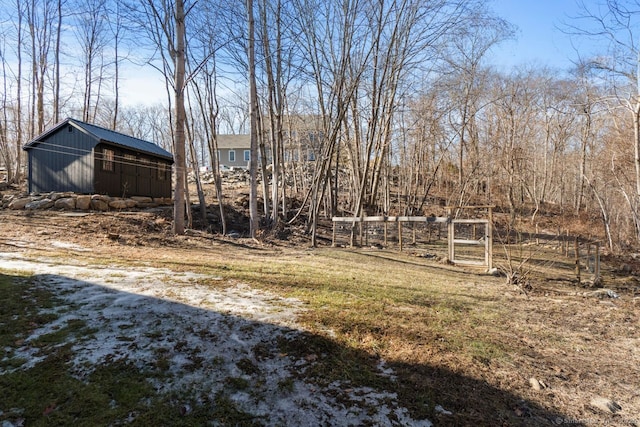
8, 197, 32, 210
108, 198, 138, 209
153, 197, 172, 206
76, 195, 92, 210
131, 196, 153, 203
91, 194, 111, 202
54, 197, 76, 210
49, 192, 74, 201
91, 199, 109, 211
25, 199, 55, 210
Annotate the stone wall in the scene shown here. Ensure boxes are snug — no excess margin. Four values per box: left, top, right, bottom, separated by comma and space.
1, 192, 173, 211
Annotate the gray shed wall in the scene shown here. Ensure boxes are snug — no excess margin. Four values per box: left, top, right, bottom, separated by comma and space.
28, 125, 95, 193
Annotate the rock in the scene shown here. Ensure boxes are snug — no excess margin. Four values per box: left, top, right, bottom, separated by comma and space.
91, 194, 111, 202
153, 197, 172, 206
529, 377, 546, 391
588, 289, 620, 299
91, 199, 109, 211
8, 197, 32, 210
76, 195, 92, 210
48, 192, 66, 201
108, 199, 129, 209
25, 199, 54, 210
125, 199, 138, 208
487, 267, 501, 276
131, 196, 153, 203
54, 197, 76, 210
108, 199, 137, 209
590, 396, 621, 414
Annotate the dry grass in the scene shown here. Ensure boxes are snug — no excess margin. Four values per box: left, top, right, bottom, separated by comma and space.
1, 209, 639, 426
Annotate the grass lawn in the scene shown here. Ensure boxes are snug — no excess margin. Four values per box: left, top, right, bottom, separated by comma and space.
1, 228, 638, 426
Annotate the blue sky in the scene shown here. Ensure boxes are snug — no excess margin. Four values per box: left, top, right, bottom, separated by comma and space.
488, 0, 594, 71
124, 1, 598, 105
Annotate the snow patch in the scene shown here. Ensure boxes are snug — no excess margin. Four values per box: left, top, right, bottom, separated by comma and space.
0, 251, 432, 426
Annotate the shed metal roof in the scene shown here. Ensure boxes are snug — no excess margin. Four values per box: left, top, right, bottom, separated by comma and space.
24, 118, 174, 162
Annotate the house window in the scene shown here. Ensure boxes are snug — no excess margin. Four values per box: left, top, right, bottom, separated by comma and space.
158, 162, 167, 180
244, 150, 250, 162
229, 150, 236, 162
102, 148, 115, 172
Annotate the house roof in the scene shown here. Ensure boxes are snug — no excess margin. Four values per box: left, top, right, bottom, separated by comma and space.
217, 134, 250, 149
24, 118, 174, 162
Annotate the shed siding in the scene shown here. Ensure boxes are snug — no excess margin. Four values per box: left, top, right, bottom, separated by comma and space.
26, 118, 173, 199
28, 126, 94, 193
94, 143, 172, 198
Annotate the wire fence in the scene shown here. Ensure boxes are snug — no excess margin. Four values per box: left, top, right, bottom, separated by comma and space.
494, 228, 601, 283
331, 216, 449, 251
332, 214, 601, 283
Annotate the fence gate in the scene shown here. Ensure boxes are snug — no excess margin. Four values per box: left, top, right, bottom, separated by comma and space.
332, 206, 493, 271
446, 206, 493, 270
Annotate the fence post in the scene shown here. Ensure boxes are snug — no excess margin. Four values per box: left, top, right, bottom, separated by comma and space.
595, 242, 601, 282
350, 221, 356, 248
488, 207, 493, 271
412, 223, 416, 245
384, 221, 388, 246
398, 220, 403, 252
574, 237, 581, 284
332, 220, 336, 247
447, 208, 454, 262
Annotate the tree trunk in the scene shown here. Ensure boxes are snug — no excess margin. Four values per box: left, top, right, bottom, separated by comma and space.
248, 0, 259, 238
173, 0, 186, 235
54, 0, 61, 124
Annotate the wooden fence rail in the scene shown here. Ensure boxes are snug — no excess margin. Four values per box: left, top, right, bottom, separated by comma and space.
332, 208, 494, 270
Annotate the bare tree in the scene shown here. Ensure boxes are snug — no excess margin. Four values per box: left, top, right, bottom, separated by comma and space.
53, 0, 64, 123
130, 0, 190, 234
188, 6, 228, 234
72, 0, 111, 123
26, 0, 56, 135
248, 0, 260, 238
568, 0, 640, 241
439, 8, 514, 205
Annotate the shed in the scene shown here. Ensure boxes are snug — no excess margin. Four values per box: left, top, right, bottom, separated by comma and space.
23, 118, 174, 198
